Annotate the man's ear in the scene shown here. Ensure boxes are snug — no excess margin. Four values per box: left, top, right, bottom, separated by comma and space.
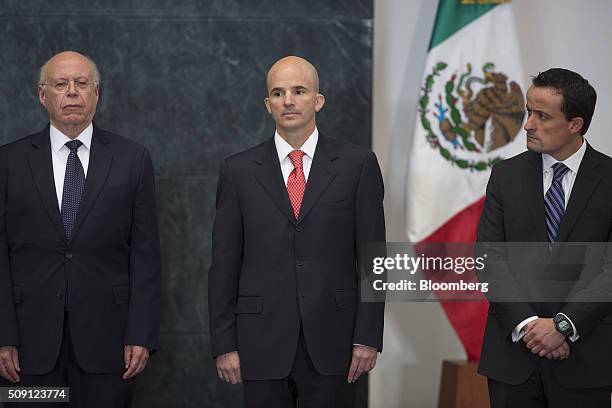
264, 97, 272, 114
315, 93, 325, 112
569, 117, 584, 135
38, 86, 47, 108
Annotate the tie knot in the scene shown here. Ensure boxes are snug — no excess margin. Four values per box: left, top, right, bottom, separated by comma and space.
65, 140, 83, 152
288, 150, 304, 169
552, 162, 570, 181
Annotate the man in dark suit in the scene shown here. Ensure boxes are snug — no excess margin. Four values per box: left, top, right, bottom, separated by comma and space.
477, 68, 612, 407
0, 51, 161, 407
208, 56, 385, 407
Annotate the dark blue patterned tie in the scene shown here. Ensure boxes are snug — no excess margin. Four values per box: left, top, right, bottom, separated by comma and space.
544, 162, 570, 245
61, 140, 85, 238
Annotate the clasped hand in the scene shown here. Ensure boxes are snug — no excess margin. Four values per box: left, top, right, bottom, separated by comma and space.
523, 318, 570, 360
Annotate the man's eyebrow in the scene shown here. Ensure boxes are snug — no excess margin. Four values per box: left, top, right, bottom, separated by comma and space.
528, 107, 552, 117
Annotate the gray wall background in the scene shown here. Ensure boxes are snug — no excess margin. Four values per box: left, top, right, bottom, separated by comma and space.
0, 1, 373, 407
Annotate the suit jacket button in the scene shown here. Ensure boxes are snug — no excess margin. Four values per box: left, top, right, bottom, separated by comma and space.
65, 252, 73, 260
56, 291, 63, 299
296, 261, 304, 267
296, 226, 303, 232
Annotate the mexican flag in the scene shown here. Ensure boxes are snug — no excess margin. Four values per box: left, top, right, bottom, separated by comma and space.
406, 0, 526, 361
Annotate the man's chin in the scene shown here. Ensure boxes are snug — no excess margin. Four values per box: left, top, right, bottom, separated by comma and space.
54, 118, 90, 132
278, 121, 306, 131
60, 116, 87, 125
526, 139, 542, 153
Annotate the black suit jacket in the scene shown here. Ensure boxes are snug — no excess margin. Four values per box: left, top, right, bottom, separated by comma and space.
477, 143, 612, 388
0, 125, 161, 375
208, 135, 385, 381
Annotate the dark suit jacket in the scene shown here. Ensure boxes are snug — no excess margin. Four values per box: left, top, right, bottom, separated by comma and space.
208, 135, 385, 381
0, 125, 161, 375
477, 143, 612, 388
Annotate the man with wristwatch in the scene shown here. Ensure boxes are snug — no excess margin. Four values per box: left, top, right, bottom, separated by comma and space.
477, 68, 612, 407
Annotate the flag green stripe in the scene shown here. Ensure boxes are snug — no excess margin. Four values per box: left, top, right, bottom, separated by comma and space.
429, 0, 499, 50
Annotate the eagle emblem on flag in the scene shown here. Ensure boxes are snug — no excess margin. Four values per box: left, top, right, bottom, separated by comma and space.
419, 62, 525, 171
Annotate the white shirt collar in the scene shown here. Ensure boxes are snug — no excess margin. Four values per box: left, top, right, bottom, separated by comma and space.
50, 123, 93, 153
274, 127, 319, 162
542, 138, 587, 175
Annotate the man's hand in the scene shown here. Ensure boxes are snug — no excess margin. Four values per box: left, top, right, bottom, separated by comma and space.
347, 345, 378, 383
544, 340, 570, 360
216, 351, 242, 384
123, 345, 149, 379
523, 318, 565, 357
0, 346, 20, 383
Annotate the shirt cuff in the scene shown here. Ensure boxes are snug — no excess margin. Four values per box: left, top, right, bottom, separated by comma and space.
353, 343, 378, 351
511, 316, 539, 342
557, 313, 580, 342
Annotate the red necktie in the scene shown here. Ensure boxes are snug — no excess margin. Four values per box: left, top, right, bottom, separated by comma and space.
287, 150, 306, 218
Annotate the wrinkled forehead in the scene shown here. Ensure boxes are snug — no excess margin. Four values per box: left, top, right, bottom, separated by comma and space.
45, 56, 94, 80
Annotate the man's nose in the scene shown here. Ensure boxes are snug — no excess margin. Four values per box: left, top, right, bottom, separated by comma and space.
66, 79, 78, 96
283, 92, 295, 106
524, 115, 534, 131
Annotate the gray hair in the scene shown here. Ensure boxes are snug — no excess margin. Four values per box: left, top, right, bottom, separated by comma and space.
38, 52, 101, 86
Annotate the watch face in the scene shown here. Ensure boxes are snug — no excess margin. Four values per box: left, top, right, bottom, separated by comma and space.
558, 320, 570, 332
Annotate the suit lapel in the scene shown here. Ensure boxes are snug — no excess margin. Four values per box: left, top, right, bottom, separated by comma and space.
297, 135, 338, 224
69, 126, 113, 242
556, 144, 602, 242
254, 139, 296, 225
27, 126, 66, 241
522, 151, 548, 242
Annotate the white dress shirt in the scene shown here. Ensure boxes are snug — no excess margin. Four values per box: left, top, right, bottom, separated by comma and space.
274, 128, 318, 185
50, 123, 92, 209
511, 139, 587, 343
541, 138, 587, 207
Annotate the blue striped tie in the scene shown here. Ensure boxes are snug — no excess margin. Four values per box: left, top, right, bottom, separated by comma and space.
544, 162, 570, 244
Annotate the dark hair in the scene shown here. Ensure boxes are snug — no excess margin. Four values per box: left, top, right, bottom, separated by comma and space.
531, 68, 597, 135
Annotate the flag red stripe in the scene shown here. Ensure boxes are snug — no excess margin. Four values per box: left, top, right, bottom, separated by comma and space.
420, 196, 488, 361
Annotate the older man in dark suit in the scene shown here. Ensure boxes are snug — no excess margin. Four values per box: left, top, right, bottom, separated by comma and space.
0, 51, 161, 407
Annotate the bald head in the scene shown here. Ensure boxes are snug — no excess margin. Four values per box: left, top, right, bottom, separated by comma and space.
266, 56, 319, 93
38, 51, 100, 86
264, 56, 325, 143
